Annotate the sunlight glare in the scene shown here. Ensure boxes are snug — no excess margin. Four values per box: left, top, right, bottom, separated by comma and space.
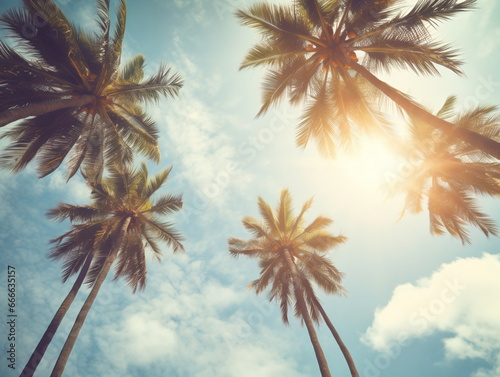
331, 137, 400, 194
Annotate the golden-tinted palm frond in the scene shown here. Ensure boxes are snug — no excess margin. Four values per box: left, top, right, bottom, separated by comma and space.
297, 77, 337, 156
236, 3, 315, 46
240, 41, 308, 70
397, 96, 500, 243
237, 0, 492, 158
277, 188, 295, 236
360, 38, 463, 76
229, 189, 346, 324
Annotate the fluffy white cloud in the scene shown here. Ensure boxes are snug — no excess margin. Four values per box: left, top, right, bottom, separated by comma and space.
362, 253, 500, 376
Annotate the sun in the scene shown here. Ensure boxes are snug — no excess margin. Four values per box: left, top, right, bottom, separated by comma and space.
330, 136, 401, 193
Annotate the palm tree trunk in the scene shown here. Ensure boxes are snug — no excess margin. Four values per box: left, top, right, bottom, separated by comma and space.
49, 217, 131, 377
317, 303, 360, 377
350, 61, 500, 159
0, 95, 95, 127
19, 253, 93, 377
282, 249, 332, 377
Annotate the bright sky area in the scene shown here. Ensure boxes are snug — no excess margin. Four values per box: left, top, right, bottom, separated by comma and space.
1, 1, 500, 377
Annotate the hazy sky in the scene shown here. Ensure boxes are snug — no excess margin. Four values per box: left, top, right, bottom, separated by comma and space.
1, 1, 500, 377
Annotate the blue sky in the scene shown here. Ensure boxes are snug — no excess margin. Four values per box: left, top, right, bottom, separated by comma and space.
1, 1, 500, 377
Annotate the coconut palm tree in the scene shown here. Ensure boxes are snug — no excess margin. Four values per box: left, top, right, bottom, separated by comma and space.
236, 0, 500, 159
395, 96, 500, 244
0, 0, 182, 181
229, 189, 358, 377
20, 163, 183, 377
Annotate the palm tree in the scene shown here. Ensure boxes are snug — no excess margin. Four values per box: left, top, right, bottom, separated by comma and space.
229, 189, 358, 377
395, 96, 500, 244
236, 0, 500, 159
21, 163, 184, 377
0, 0, 182, 181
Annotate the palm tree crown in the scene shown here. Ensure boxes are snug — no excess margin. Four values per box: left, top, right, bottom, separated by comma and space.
395, 96, 500, 244
0, 0, 182, 180
229, 189, 346, 323
48, 162, 184, 292
229, 189, 351, 377
236, 0, 500, 158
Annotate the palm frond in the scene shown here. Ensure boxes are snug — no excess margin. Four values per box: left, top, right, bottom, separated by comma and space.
297, 76, 337, 156
143, 217, 184, 253
289, 197, 314, 237
257, 57, 309, 117
113, 229, 147, 293
143, 166, 173, 199
257, 196, 280, 236
20, 0, 91, 86
302, 216, 333, 235
108, 65, 183, 103
277, 189, 294, 236
242, 216, 270, 239
240, 41, 308, 70
296, 0, 332, 27
236, 3, 316, 46
401, 0, 476, 29
361, 38, 463, 76
47, 203, 106, 223
120, 54, 145, 83
147, 194, 183, 216
0, 109, 82, 176
228, 240, 265, 258
112, 0, 127, 68
253, 257, 280, 294
107, 106, 160, 163
435, 95, 457, 120
299, 252, 345, 295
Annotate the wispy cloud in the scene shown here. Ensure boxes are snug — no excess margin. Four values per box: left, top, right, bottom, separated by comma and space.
70, 257, 308, 377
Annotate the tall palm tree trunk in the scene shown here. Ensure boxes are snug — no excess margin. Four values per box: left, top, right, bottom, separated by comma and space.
283, 249, 332, 377
317, 303, 360, 377
0, 95, 95, 127
49, 217, 131, 377
20, 253, 93, 377
350, 61, 500, 159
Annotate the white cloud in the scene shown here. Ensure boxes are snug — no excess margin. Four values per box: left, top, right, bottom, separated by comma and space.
87, 257, 306, 377
362, 253, 500, 376
149, 34, 254, 216
46, 170, 91, 203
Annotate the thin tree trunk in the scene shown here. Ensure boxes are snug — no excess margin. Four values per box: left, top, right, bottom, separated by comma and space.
350, 61, 500, 160
49, 217, 131, 377
19, 253, 93, 377
317, 303, 360, 377
282, 249, 332, 377
0, 95, 95, 127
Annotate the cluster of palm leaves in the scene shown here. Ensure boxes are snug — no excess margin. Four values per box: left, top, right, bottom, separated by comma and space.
229, 190, 358, 377
2, 0, 500, 376
232, 0, 500, 376
236, 0, 500, 157
0, 0, 181, 182
394, 96, 500, 244
236, 0, 500, 243
1, 1, 184, 377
